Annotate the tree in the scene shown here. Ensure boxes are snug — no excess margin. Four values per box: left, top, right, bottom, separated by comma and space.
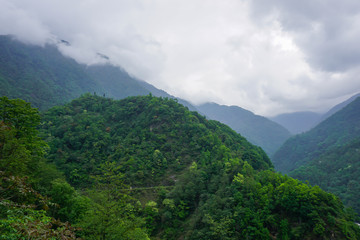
0, 96, 47, 176
79, 162, 149, 239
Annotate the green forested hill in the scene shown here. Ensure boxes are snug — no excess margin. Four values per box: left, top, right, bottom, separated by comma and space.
273, 96, 360, 173
0, 35, 286, 157
40, 94, 272, 188
197, 103, 292, 157
273, 96, 360, 216
35, 94, 360, 239
291, 139, 360, 214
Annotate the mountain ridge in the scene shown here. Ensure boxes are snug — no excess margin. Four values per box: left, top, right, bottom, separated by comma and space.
197, 102, 292, 157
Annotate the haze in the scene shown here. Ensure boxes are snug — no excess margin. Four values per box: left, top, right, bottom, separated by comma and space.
1, 0, 360, 116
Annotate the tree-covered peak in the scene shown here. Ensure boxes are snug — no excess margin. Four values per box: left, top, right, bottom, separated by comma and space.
41, 94, 272, 187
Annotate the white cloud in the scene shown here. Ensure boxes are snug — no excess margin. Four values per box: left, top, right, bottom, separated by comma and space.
1, 0, 360, 116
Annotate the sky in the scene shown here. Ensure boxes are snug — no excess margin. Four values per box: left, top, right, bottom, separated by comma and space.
1, 0, 360, 116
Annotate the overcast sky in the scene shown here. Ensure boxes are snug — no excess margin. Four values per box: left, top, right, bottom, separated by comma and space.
1, 0, 360, 116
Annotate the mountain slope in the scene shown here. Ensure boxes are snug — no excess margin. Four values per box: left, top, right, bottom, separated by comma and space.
290, 139, 360, 214
41, 94, 272, 187
38, 94, 360, 239
197, 103, 292, 156
270, 111, 322, 134
273, 96, 360, 174
0, 35, 103, 110
0, 35, 180, 111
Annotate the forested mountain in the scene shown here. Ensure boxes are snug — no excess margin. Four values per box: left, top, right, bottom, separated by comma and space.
270, 111, 322, 134
40, 94, 272, 188
0, 35, 102, 110
291, 139, 360, 215
37, 95, 360, 239
2, 95, 360, 239
0, 34, 283, 157
197, 103, 291, 157
270, 93, 360, 134
273, 96, 360, 173
272, 96, 360, 216
0, 35, 176, 111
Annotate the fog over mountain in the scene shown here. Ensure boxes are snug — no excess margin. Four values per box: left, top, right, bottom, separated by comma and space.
1, 0, 360, 116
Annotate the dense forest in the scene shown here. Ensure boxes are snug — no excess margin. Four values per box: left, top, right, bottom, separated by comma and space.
273, 96, 360, 217
291, 139, 360, 215
1, 95, 360, 239
273, 96, 360, 173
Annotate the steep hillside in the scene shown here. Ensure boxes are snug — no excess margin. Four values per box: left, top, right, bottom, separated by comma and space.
37, 95, 360, 239
197, 103, 291, 156
273, 96, 360, 174
291, 139, 360, 214
0, 35, 102, 110
270, 111, 322, 134
0, 35, 178, 111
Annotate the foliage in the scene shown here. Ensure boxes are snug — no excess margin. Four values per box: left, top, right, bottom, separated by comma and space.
0, 97, 81, 239
154, 159, 360, 239
2, 95, 359, 239
40, 94, 360, 239
0, 96, 47, 176
291, 139, 360, 215
78, 162, 149, 239
273, 96, 360, 216
273, 96, 360, 173
41, 94, 272, 188
0, 171, 80, 239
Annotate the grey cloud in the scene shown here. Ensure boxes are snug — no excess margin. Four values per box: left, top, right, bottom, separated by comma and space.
249, 0, 360, 72
2, 0, 360, 116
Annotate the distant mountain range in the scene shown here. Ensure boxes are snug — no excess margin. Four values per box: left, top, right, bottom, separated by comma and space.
196, 103, 291, 156
270, 111, 322, 134
270, 93, 360, 134
273, 96, 360, 173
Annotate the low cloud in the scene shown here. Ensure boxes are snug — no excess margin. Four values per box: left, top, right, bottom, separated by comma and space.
1, 0, 360, 116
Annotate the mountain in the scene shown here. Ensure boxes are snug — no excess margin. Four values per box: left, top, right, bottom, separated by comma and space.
41, 94, 272, 188
272, 95, 360, 215
273, 96, 360, 173
0, 35, 103, 110
36, 94, 360, 239
290, 139, 360, 214
0, 35, 186, 111
318, 92, 360, 123
85, 64, 197, 111
270, 111, 322, 134
196, 103, 292, 157
0, 34, 284, 156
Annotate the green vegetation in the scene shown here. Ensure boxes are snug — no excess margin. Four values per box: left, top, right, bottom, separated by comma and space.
273, 96, 360, 216
273, 97, 360, 173
0, 96, 80, 239
291, 139, 360, 215
0, 35, 165, 111
2, 95, 360, 239
40, 94, 271, 188
197, 103, 292, 157
0, 36, 102, 110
